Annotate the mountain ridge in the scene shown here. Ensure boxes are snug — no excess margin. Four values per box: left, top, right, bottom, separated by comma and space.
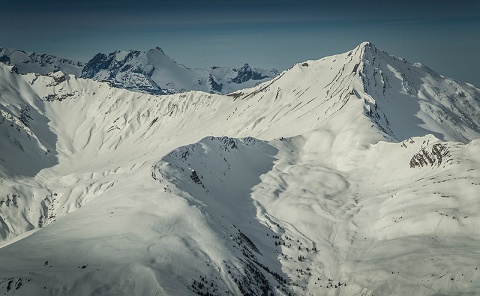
0, 48, 83, 76
81, 46, 279, 95
0, 46, 278, 95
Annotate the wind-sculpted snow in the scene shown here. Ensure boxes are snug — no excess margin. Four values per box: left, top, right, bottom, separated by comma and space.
0, 43, 479, 295
154, 133, 480, 295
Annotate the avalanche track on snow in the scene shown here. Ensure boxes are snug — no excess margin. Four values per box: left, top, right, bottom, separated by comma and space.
0, 42, 480, 296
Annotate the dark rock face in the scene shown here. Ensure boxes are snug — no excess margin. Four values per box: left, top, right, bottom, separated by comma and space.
231, 63, 269, 84
80, 51, 164, 95
80, 53, 111, 78
81, 51, 142, 79
231, 64, 253, 84
0, 55, 10, 64
208, 74, 223, 93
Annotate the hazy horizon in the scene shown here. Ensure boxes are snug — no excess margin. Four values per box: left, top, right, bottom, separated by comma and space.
1, 0, 479, 86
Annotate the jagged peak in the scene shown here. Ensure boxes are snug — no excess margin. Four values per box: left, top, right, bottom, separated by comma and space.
353, 42, 380, 60
147, 47, 171, 59
153, 46, 166, 54
146, 47, 177, 66
357, 41, 376, 50
238, 63, 251, 70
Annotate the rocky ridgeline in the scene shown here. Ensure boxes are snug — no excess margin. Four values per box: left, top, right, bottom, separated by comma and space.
410, 143, 451, 168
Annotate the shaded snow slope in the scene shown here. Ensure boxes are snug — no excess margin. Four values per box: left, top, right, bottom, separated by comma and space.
0, 43, 479, 295
357, 42, 480, 142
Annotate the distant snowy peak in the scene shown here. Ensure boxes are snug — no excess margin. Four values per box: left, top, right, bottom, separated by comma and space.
0, 46, 278, 95
80, 47, 278, 95
230, 63, 273, 84
0, 48, 83, 76
81, 49, 163, 94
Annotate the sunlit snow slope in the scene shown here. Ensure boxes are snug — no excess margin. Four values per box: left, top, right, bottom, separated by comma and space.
0, 42, 479, 296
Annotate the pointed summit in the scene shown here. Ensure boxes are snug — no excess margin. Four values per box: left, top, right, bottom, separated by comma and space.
230, 63, 270, 84
151, 46, 168, 56
352, 41, 379, 60
231, 42, 480, 143
155, 46, 165, 52
358, 41, 375, 49
146, 47, 176, 66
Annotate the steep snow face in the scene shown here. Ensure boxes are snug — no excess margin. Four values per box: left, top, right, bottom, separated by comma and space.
225, 41, 480, 143
0, 43, 479, 296
0, 65, 57, 178
0, 48, 83, 76
354, 42, 480, 142
81, 47, 278, 95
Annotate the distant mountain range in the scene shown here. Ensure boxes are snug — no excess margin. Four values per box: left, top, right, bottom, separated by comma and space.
0, 48, 83, 76
0, 47, 278, 95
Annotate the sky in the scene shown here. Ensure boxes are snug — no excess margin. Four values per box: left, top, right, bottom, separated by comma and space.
1, 0, 479, 85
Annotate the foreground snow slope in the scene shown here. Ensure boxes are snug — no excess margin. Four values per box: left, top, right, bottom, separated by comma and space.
0, 42, 479, 295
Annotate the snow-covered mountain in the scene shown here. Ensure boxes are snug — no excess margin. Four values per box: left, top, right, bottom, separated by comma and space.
0, 42, 479, 296
0, 47, 278, 95
80, 47, 278, 94
0, 48, 83, 76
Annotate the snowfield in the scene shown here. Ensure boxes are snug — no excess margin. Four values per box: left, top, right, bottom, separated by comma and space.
0, 42, 479, 295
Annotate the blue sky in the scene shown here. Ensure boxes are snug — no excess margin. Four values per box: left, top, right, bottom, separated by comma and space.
1, 0, 479, 85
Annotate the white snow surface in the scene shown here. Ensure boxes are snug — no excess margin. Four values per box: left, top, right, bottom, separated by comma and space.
0, 42, 480, 295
